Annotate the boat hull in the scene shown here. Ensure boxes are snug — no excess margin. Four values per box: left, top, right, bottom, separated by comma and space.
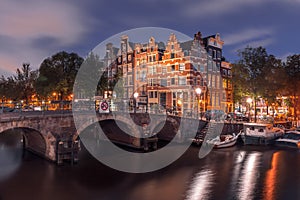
214, 139, 237, 148
241, 135, 279, 145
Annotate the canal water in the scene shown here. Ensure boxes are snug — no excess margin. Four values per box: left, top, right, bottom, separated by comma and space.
0, 131, 299, 200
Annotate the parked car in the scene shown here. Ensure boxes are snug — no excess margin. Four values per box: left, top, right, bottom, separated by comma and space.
226, 112, 249, 122
205, 110, 225, 121
0, 106, 15, 113
22, 105, 34, 111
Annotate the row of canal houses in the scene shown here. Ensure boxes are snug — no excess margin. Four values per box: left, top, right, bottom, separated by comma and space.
101, 31, 233, 114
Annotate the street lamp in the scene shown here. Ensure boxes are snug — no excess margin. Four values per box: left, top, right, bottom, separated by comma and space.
195, 88, 202, 119
134, 92, 138, 113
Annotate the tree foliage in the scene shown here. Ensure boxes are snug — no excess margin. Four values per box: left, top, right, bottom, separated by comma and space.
283, 54, 300, 119
36, 51, 83, 100
0, 63, 37, 103
232, 46, 284, 121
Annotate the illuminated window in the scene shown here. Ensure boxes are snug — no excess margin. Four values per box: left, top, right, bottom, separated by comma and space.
179, 64, 185, 71
179, 77, 186, 85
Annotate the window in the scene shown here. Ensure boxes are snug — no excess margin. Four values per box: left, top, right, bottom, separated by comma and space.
217, 51, 221, 59
140, 70, 146, 82
212, 75, 215, 88
223, 79, 227, 88
160, 79, 167, 86
162, 66, 167, 74
200, 78, 204, 86
148, 66, 156, 75
208, 49, 212, 57
148, 78, 154, 86
179, 77, 186, 85
216, 62, 220, 71
208, 61, 212, 71
171, 65, 176, 71
171, 78, 176, 85
228, 70, 232, 77
183, 92, 188, 100
128, 75, 133, 85
200, 65, 205, 72
171, 53, 175, 59
184, 50, 188, 56
173, 92, 176, 98
179, 64, 185, 71
149, 91, 158, 98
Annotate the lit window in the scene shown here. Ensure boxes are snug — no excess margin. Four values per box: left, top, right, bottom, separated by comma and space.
179, 77, 186, 85
179, 64, 185, 71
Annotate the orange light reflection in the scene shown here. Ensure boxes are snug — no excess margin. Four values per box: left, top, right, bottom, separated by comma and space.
263, 152, 280, 200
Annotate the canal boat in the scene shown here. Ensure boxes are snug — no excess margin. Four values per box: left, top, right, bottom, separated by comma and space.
206, 132, 240, 148
241, 123, 284, 145
275, 131, 300, 149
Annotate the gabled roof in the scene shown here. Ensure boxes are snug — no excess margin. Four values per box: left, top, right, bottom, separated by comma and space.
180, 40, 193, 51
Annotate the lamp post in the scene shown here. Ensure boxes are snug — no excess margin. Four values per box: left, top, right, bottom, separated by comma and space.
134, 92, 138, 113
195, 88, 202, 119
20, 100, 24, 112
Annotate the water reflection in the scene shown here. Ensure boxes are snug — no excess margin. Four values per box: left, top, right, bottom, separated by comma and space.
185, 169, 215, 200
236, 152, 262, 200
0, 134, 299, 200
263, 151, 279, 200
0, 131, 23, 182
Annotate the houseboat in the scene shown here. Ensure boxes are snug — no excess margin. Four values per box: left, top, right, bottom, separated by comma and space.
275, 131, 300, 149
241, 123, 284, 145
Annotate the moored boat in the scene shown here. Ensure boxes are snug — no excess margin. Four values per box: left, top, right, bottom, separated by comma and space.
241, 123, 284, 145
206, 132, 241, 148
275, 131, 300, 149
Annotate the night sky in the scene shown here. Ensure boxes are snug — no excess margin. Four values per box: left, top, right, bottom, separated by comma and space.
1, 0, 299, 75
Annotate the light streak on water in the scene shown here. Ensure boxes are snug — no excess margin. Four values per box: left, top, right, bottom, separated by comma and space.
185, 169, 215, 200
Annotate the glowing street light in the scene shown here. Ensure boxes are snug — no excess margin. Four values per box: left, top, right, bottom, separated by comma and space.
134, 92, 138, 113
195, 88, 202, 119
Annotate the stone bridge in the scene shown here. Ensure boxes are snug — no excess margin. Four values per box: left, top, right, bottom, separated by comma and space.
0, 111, 243, 164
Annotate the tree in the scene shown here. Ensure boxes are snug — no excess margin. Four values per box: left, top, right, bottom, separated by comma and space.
233, 46, 269, 122
74, 52, 104, 99
14, 63, 37, 104
36, 51, 83, 100
283, 54, 300, 120
261, 55, 285, 115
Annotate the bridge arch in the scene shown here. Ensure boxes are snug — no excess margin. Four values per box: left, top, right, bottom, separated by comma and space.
0, 127, 47, 158
151, 117, 180, 141
74, 114, 143, 147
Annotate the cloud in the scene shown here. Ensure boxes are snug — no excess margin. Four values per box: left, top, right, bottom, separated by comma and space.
0, 0, 87, 45
184, 0, 300, 18
222, 28, 274, 46
184, 0, 264, 18
232, 38, 274, 53
0, 0, 91, 75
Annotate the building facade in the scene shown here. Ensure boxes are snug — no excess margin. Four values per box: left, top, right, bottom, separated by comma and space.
103, 31, 230, 114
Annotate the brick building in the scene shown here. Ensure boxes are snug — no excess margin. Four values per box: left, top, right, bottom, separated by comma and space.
103, 31, 232, 114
